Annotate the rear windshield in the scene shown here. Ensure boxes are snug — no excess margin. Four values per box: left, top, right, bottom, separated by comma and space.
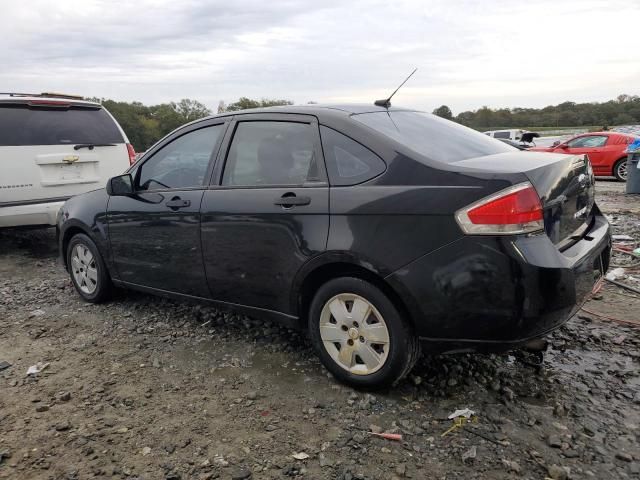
0, 104, 123, 146
353, 111, 513, 163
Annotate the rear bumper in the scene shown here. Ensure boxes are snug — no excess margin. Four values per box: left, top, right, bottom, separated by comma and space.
0, 200, 66, 228
386, 210, 611, 351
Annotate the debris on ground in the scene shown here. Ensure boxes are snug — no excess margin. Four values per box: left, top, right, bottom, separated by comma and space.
25, 361, 49, 376
448, 408, 475, 419
367, 432, 403, 441
606, 267, 626, 281
461, 446, 477, 463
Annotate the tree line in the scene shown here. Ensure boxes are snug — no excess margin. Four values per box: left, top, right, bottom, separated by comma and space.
95, 94, 639, 151
433, 94, 640, 129
89, 97, 292, 151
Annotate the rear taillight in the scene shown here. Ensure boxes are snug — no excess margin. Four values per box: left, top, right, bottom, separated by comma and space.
455, 182, 544, 235
126, 143, 136, 165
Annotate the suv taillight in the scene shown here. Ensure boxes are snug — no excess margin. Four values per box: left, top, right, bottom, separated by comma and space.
455, 182, 544, 235
126, 143, 136, 165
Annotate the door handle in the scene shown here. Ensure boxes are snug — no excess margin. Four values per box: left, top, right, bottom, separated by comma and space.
165, 197, 191, 209
274, 194, 311, 207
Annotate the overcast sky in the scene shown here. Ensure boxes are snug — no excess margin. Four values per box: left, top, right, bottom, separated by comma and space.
3, 0, 639, 114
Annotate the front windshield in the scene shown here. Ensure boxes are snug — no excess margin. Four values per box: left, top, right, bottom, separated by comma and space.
353, 111, 514, 163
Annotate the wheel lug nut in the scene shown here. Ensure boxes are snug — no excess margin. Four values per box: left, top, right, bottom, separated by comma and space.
353, 322, 359, 328
359, 336, 365, 342
347, 339, 354, 346
341, 325, 348, 331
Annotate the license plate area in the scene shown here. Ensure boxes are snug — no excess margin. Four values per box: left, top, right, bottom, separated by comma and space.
59, 163, 83, 180
39, 161, 100, 186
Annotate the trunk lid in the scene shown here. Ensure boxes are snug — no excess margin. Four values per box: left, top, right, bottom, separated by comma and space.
525, 153, 595, 246
453, 151, 596, 246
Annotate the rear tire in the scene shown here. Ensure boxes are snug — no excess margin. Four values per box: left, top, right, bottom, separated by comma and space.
613, 158, 628, 182
308, 277, 420, 390
67, 233, 112, 303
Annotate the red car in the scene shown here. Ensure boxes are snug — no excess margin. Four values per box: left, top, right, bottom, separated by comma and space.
530, 132, 635, 181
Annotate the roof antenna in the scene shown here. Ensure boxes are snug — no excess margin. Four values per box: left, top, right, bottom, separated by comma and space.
374, 68, 417, 108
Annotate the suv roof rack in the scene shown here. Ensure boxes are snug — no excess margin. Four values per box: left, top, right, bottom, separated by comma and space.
0, 92, 85, 100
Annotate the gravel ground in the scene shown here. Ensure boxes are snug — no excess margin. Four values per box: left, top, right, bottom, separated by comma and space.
1, 181, 639, 480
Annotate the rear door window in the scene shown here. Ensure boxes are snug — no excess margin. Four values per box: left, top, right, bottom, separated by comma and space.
222, 121, 322, 187
319, 126, 386, 186
0, 104, 123, 146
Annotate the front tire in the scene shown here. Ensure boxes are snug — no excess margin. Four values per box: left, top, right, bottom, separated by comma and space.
308, 277, 420, 389
613, 158, 628, 182
67, 233, 112, 303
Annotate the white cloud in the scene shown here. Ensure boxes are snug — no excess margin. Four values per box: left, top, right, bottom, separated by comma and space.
1, 0, 639, 113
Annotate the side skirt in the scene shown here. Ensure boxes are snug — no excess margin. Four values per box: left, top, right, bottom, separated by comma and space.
112, 279, 300, 329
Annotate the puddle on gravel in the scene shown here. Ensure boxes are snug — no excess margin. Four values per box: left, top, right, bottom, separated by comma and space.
546, 348, 639, 387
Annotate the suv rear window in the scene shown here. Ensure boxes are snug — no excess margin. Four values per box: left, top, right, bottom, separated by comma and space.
354, 111, 512, 163
0, 104, 123, 146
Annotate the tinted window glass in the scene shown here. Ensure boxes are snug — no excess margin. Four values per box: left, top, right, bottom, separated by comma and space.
222, 122, 319, 186
493, 131, 511, 139
138, 125, 222, 190
567, 135, 607, 148
0, 104, 123, 146
320, 126, 386, 186
354, 111, 512, 163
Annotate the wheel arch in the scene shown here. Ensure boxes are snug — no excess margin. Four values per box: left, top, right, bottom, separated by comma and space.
294, 258, 416, 332
60, 223, 101, 270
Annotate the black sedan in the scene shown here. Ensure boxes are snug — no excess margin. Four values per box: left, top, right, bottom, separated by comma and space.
57, 104, 611, 389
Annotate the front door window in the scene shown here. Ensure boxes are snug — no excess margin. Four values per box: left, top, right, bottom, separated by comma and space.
138, 125, 224, 190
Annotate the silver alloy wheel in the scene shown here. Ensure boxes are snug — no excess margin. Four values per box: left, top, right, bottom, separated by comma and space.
70, 244, 98, 295
319, 293, 390, 375
617, 160, 628, 180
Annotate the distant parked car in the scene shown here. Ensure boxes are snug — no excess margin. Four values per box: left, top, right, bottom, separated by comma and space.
58, 104, 610, 389
484, 129, 528, 141
530, 132, 636, 181
0, 92, 135, 228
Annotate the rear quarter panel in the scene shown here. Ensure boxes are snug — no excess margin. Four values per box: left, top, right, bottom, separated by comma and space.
317, 117, 528, 275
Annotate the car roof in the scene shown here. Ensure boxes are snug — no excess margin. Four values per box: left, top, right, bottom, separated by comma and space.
0, 92, 100, 107
210, 103, 419, 120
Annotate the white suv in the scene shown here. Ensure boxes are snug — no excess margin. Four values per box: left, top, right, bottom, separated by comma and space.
0, 93, 135, 228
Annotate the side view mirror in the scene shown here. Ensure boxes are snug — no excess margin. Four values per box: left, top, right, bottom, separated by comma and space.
106, 174, 133, 196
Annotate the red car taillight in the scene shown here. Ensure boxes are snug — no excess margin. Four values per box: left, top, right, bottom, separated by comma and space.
455, 182, 544, 235
126, 143, 136, 165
